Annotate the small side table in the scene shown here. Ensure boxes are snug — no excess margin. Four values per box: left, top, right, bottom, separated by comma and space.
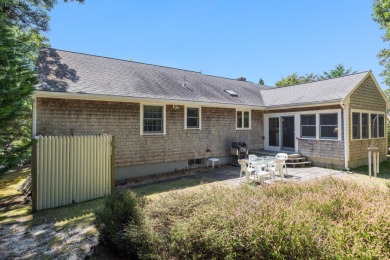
207, 158, 220, 169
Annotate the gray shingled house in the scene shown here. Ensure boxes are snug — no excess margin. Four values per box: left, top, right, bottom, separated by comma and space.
33, 49, 389, 179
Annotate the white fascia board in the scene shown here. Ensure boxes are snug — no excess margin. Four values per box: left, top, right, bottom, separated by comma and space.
33, 91, 265, 111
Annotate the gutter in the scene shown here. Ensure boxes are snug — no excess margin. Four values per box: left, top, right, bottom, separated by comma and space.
340, 97, 350, 171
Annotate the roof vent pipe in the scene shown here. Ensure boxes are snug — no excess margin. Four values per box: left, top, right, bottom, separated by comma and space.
237, 77, 246, 81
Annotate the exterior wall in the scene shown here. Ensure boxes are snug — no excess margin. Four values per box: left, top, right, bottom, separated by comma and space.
265, 105, 346, 168
348, 76, 387, 168
36, 98, 264, 179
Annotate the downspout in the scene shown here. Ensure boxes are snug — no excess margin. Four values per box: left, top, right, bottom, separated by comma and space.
32, 96, 37, 138
340, 98, 350, 171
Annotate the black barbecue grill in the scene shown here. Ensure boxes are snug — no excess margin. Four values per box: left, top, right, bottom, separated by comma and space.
231, 141, 248, 166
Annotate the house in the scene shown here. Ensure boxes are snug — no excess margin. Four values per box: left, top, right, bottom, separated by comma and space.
33, 48, 389, 180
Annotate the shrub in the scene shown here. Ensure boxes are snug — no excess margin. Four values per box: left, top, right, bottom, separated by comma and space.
144, 178, 390, 259
94, 189, 149, 258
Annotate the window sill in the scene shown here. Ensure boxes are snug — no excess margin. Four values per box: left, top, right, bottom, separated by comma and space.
351, 137, 385, 141
236, 128, 251, 131
141, 133, 166, 136
296, 137, 340, 142
185, 128, 201, 130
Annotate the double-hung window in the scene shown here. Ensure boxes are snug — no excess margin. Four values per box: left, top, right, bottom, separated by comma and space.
236, 110, 251, 129
186, 107, 201, 129
142, 105, 164, 134
352, 112, 360, 139
300, 114, 316, 138
319, 113, 338, 139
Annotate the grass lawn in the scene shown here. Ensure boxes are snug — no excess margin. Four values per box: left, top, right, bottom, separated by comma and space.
347, 156, 390, 190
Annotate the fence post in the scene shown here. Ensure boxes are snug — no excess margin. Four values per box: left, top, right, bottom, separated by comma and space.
31, 140, 38, 212
111, 136, 115, 193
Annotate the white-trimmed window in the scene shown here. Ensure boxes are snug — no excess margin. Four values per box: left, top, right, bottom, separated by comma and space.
319, 113, 338, 139
351, 111, 385, 139
185, 107, 201, 129
141, 105, 165, 135
236, 110, 251, 130
300, 114, 316, 138
371, 113, 385, 138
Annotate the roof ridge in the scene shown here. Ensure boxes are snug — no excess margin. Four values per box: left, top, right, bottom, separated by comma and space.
46, 47, 263, 86
261, 71, 370, 91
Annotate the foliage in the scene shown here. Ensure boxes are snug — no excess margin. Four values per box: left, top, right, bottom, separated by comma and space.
0, 18, 39, 173
0, 0, 84, 174
93, 190, 150, 258
373, 0, 390, 86
321, 64, 356, 79
275, 64, 356, 87
142, 178, 390, 259
258, 77, 265, 85
0, 0, 85, 31
275, 72, 319, 87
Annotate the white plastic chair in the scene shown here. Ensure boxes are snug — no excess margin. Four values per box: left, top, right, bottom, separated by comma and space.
275, 153, 288, 176
247, 154, 258, 173
238, 160, 256, 183
266, 159, 285, 181
254, 164, 272, 184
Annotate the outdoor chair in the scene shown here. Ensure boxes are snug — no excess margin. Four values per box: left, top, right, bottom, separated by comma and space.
275, 153, 288, 176
266, 159, 285, 181
254, 164, 272, 184
238, 160, 256, 183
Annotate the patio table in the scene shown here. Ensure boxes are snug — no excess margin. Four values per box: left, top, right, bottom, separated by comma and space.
242, 156, 276, 181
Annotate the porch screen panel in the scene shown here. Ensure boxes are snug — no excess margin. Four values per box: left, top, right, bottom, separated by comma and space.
269, 118, 279, 146
361, 113, 368, 139
371, 114, 378, 138
352, 112, 360, 139
378, 115, 385, 137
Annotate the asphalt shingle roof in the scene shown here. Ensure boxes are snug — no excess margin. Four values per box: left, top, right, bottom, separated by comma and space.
36, 48, 269, 107
260, 72, 369, 108
36, 48, 370, 108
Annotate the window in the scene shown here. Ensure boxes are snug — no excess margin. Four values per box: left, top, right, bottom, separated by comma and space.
362, 113, 369, 139
143, 105, 164, 134
188, 158, 202, 166
352, 112, 360, 139
301, 114, 316, 138
371, 113, 385, 138
269, 117, 279, 146
186, 107, 200, 129
320, 113, 338, 139
236, 110, 250, 129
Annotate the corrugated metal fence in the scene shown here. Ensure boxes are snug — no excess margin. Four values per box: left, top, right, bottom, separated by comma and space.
31, 135, 114, 211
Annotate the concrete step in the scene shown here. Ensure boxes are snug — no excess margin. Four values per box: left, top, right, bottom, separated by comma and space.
285, 161, 312, 167
286, 157, 306, 162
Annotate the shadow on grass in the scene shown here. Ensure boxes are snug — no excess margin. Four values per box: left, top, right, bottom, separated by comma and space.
129, 176, 218, 197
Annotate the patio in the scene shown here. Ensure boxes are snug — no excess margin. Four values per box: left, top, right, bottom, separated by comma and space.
197, 165, 348, 187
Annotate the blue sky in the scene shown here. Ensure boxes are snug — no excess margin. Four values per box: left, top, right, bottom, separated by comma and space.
47, 0, 387, 89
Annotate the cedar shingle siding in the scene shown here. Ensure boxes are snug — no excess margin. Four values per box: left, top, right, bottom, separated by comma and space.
348, 77, 387, 168
36, 98, 264, 168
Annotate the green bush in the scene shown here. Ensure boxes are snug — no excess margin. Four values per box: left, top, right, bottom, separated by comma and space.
143, 178, 390, 259
94, 190, 149, 258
